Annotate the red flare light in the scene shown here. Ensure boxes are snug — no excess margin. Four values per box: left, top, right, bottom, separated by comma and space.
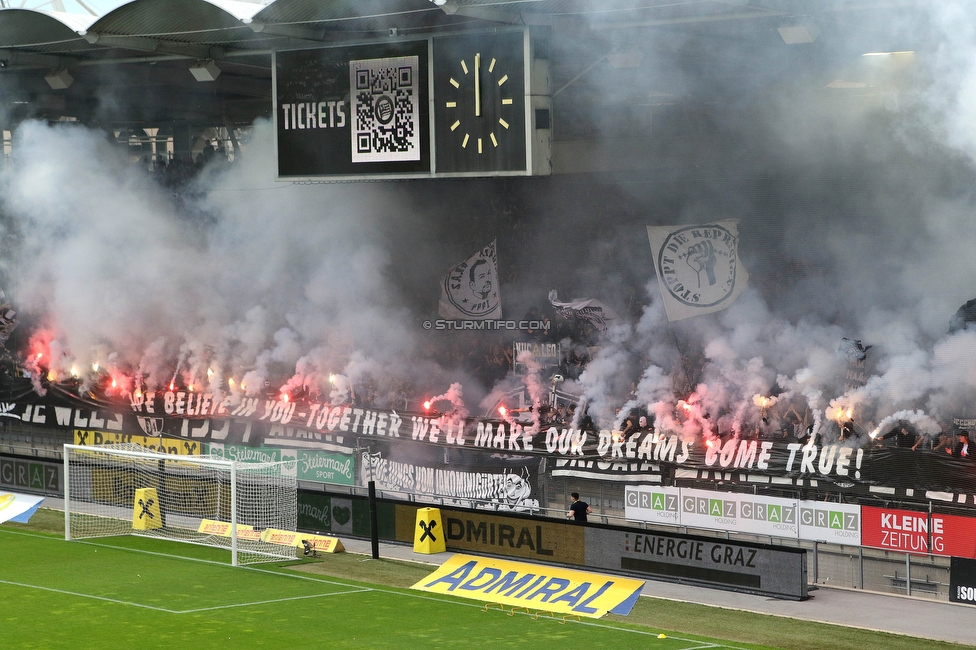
705, 438, 715, 448
111, 378, 117, 389
281, 393, 289, 403
498, 405, 507, 417
423, 400, 431, 410
36, 352, 43, 360
169, 381, 175, 391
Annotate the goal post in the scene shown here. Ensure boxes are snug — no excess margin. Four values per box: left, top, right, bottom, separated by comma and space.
63, 444, 298, 566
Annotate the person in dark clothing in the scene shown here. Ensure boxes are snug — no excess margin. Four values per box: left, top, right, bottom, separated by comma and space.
952, 431, 971, 458
566, 492, 591, 523
880, 425, 920, 450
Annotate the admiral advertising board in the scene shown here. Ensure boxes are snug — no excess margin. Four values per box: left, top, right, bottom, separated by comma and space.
412, 554, 644, 619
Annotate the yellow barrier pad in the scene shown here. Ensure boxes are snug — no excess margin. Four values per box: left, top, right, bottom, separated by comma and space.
414, 507, 446, 554
411, 554, 643, 619
196, 521, 343, 552
132, 488, 162, 530
261, 528, 302, 546
301, 534, 345, 553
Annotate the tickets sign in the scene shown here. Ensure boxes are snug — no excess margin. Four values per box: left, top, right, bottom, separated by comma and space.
412, 554, 643, 618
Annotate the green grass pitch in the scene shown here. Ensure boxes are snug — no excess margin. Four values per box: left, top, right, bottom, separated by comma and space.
0, 524, 757, 650
0, 512, 968, 650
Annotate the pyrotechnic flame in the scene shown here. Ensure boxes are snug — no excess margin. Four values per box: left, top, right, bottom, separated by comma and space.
36, 352, 43, 360
207, 367, 214, 378
498, 405, 507, 417
70, 366, 78, 378
828, 406, 852, 422
423, 400, 431, 410
111, 378, 117, 389
169, 381, 175, 391
91, 362, 98, 372
228, 378, 235, 387
328, 374, 336, 384
281, 392, 289, 402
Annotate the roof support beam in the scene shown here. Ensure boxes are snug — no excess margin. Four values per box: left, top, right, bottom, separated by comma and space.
83, 33, 215, 60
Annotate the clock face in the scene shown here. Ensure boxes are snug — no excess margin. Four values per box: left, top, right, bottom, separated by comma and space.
433, 32, 527, 174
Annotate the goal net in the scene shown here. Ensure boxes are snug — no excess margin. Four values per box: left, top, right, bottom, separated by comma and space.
63, 444, 298, 566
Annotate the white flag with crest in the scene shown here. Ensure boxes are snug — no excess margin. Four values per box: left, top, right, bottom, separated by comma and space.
646, 220, 748, 321
439, 240, 502, 320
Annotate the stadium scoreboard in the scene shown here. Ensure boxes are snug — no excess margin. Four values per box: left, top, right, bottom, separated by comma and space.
273, 28, 552, 181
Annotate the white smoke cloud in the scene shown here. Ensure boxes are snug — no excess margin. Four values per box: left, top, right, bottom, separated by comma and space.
4, 4, 976, 448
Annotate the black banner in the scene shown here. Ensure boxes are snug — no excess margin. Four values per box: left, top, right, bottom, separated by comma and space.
4, 378, 976, 504
949, 557, 976, 604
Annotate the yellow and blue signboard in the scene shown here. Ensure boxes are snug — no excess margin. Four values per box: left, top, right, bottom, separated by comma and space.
412, 554, 643, 618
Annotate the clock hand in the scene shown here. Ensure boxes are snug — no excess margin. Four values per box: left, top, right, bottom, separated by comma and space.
475, 52, 481, 118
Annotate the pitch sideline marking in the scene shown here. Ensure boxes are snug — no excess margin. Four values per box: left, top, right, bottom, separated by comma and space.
175, 588, 372, 613
0, 578, 181, 613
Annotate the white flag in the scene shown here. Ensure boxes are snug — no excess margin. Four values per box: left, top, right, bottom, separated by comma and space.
439, 240, 502, 320
646, 220, 748, 321
548, 290, 619, 333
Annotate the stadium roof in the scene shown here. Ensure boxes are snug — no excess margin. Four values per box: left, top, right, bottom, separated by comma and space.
0, 1, 929, 132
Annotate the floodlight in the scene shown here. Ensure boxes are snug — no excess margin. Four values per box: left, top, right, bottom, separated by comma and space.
189, 60, 221, 82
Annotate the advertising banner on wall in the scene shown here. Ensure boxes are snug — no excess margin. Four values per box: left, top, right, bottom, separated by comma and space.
624, 485, 681, 526
626, 487, 864, 545
680, 488, 799, 538
0, 456, 61, 494
859, 506, 976, 557
294, 449, 355, 486
797, 500, 861, 545
584, 526, 807, 600
361, 438, 542, 512
440, 508, 585, 565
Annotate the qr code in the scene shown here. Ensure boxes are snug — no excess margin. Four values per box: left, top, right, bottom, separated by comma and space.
350, 56, 420, 163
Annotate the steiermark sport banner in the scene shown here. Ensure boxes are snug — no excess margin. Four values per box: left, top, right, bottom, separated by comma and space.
207, 444, 354, 486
